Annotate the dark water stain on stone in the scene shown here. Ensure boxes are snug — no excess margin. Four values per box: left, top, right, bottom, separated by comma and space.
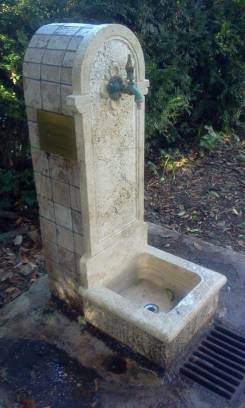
0, 338, 99, 407
86, 323, 165, 377
102, 355, 127, 374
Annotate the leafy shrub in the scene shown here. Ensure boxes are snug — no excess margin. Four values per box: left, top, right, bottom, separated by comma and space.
199, 126, 224, 152
0, 167, 36, 209
0, 0, 244, 206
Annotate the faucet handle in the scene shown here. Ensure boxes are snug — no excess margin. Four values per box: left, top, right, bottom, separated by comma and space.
125, 54, 134, 81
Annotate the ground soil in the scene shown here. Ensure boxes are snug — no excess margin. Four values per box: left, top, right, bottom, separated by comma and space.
1, 224, 245, 408
0, 139, 244, 308
145, 140, 245, 253
0, 214, 44, 308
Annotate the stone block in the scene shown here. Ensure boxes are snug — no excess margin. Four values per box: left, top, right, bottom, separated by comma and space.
24, 48, 45, 63
38, 196, 55, 221
41, 64, 61, 83
71, 209, 83, 234
55, 25, 82, 36
27, 121, 40, 148
26, 107, 37, 122
54, 203, 72, 230
42, 240, 58, 263
42, 49, 65, 66
57, 246, 76, 274
45, 258, 57, 277
31, 148, 49, 176
29, 35, 50, 49
62, 51, 75, 67
40, 217, 57, 243
52, 180, 70, 207
75, 26, 93, 36
34, 173, 52, 200
74, 232, 84, 256
75, 253, 81, 273
67, 37, 82, 51
49, 155, 68, 183
47, 35, 71, 50
61, 67, 72, 85
23, 78, 41, 109
23, 62, 40, 80
70, 186, 81, 212
36, 24, 61, 35
57, 225, 74, 252
41, 81, 60, 112
67, 162, 80, 187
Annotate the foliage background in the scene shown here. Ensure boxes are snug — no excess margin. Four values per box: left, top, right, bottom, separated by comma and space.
0, 0, 244, 208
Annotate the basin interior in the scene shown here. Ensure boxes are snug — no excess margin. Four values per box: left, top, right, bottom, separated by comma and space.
106, 253, 201, 313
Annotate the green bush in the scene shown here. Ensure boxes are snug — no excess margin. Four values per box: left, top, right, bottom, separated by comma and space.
199, 126, 224, 152
0, 1, 244, 192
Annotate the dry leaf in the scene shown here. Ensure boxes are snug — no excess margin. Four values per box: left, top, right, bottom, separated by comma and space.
193, 241, 202, 250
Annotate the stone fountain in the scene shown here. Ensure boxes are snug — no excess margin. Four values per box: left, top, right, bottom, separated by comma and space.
23, 22, 226, 368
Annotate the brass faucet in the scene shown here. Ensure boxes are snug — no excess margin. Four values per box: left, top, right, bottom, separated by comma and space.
107, 54, 143, 109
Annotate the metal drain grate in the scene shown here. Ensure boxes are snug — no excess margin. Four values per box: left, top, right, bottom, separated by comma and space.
180, 324, 245, 400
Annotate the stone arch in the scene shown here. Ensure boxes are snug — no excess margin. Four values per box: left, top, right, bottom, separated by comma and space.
72, 24, 146, 96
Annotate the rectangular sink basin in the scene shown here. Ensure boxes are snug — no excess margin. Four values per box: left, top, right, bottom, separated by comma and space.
82, 246, 226, 368
106, 253, 201, 313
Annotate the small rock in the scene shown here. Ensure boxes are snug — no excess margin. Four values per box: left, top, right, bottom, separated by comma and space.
6, 251, 15, 258
20, 246, 30, 253
14, 235, 23, 246
27, 230, 39, 242
0, 270, 13, 282
193, 241, 202, 250
19, 263, 34, 276
5, 286, 16, 294
238, 239, 245, 248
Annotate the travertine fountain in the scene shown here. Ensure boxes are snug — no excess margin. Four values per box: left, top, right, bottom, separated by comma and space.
23, 23, 226, 368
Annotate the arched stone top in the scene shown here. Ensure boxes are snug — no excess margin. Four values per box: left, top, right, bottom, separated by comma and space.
72, 24, 146, 95
23, 23, 99, 114
23, 23, 148, 115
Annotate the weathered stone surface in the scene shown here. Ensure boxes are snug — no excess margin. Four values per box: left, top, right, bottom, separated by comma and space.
23, 23, 226, 368
82, 246, 226, 368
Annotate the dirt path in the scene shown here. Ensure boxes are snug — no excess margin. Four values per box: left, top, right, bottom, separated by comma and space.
145, 141, 245, 253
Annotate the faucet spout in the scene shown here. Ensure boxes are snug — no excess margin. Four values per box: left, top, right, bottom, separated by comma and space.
106, 54, 143, 109
125, 82, 143, 109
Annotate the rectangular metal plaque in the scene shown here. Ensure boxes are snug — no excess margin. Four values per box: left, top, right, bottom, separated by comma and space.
37, 110, 77, 160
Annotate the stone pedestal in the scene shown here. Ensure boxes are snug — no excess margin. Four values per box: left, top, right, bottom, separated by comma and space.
23, 23, 149, 306
24, 23, 226, 368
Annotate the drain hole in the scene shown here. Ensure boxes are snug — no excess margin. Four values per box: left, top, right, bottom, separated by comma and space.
144, 303, 159, 313
180, 324, 245, 400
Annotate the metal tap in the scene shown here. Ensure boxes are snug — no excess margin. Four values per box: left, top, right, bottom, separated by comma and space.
107, 54, 143, 109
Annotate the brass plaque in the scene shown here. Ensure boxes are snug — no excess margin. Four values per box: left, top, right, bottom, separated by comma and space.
37, 110, 77, 160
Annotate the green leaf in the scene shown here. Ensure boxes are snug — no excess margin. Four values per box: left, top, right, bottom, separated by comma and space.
22, 190, 36, 207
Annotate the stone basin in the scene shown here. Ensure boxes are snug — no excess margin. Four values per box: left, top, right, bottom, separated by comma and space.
106, 252, 201, 313
82, 246, 226, 368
